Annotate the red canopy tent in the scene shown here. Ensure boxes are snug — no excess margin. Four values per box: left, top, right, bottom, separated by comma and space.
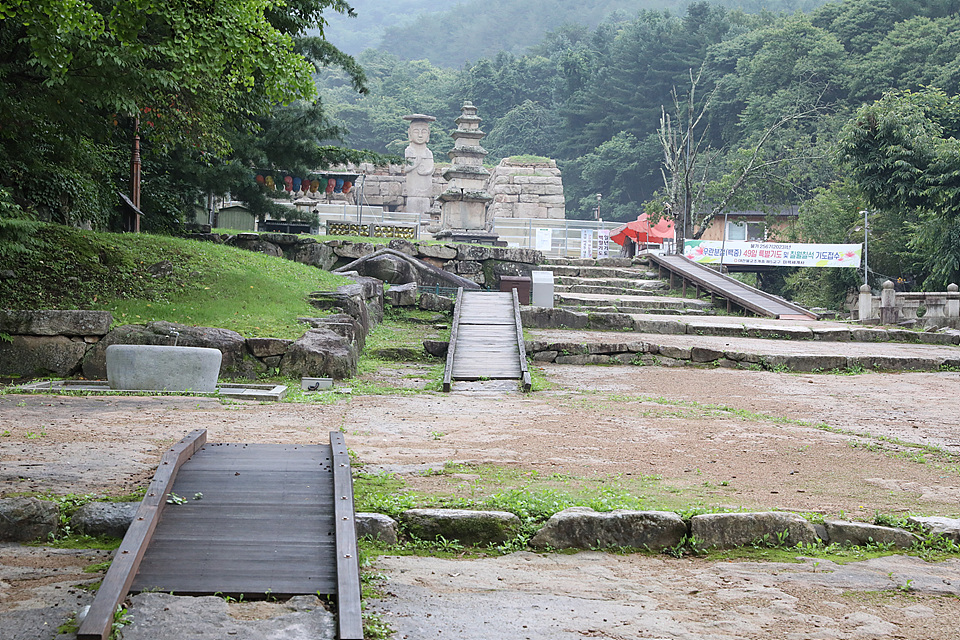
610, 213, 675, 246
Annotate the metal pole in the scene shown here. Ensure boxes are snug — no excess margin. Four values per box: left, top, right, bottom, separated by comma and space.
861, 209, 869, 287
720, 211, 729, 273
131, 117, 141, 233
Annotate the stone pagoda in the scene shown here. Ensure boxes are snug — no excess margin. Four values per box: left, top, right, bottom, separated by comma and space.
436, 102, 500, 245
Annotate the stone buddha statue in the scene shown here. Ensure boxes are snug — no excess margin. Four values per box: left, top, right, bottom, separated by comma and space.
402, 114, 436, 214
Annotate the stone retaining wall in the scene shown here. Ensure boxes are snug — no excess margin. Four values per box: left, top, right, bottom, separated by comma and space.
523, 337, 960, 372
0, 275, 385, 381
522, 308, 960, 346
7, 498, 957, 555
186, 232, 542, 289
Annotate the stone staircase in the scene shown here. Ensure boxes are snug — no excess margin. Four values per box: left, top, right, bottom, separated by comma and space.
540, 256, 713, 315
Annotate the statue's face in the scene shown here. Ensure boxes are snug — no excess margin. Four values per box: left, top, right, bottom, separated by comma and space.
409, 123, 430, 145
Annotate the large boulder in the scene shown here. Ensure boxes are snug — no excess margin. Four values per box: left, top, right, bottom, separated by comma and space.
363, 254, 417, 285
0, 309, 112, 336
529, 507, 687, 550
418, 292, 455, 313
690, 512, 819, 549
303, 313, 367, 352
70, 502, 140, 539
401, 508, 520, 546
0, 497, 58, 541
228, 235, 283, 257
83, 321, 263, 380
291, 241, 338, 270
278, 328, 358, 379
0, 335, 89, 377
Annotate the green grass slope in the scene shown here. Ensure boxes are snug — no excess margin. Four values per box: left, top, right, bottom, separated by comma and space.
0, 225, 350, 340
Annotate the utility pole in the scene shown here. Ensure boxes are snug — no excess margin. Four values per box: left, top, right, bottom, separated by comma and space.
131, 118, 141, 233
860, 210, 869, 287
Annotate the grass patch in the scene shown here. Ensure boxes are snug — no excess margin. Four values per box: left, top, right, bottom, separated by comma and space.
0, 224, 351, 340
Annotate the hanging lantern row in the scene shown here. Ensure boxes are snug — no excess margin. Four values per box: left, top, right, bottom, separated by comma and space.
254, 173, 356, 195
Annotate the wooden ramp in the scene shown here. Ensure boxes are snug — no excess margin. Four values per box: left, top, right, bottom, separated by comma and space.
444, 289, 531, 392
648, 253, 818, 320
77, 431, 361, 640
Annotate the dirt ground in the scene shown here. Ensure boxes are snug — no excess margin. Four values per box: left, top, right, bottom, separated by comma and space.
2, 362, 960, 638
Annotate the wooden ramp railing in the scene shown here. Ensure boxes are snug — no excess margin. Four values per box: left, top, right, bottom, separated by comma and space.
77, 431, 362, 640
444, 288, 531, 392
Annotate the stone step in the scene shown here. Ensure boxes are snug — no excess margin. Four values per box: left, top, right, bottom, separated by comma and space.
556, 293, 712, 311
543, 265, 657, 279
554, 278, 668, 294
541, 257, 640, 268
556, 304, 708, 316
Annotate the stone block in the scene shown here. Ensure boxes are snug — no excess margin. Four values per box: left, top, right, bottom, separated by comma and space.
656, 345, 692, 360
417, 244, 458, 260
385, 282, 418, 307
70, 502, 140, 539
555, 354, 610, 365
0, 309, 112, 336
529, 507, 687, 550
745, 326, 814, 340
530, 350, 558, 362
0, 335, 88, 377
812, 328, 852, 341
401, 508, 520, 546
246, 338, 293, 359
823, 519, 916, 548
690, 347, 724, 363
587, 313, 634, 331
520, 307, 589, 330
759, 354, 849, 372
907, 516, 960, 543
851, 355, 939, 371
278, 328, 357, 380
691, 512, 818, 549
423, 340, 448, 358
106, 345, 222, 392
633, 318, 686, 334
356, 513, 399, 544
419, 292, 455, 313
0, 497, 58, 541
850, 328, 890, 342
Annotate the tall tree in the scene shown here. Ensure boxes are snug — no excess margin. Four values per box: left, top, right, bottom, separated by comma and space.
837, 88, 960, 288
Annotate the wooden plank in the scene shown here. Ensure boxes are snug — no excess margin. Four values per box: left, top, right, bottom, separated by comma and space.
330, 431, 363, 640
443, 287, 464, 392
513, 289, 532, 392
77, 429, 207, 640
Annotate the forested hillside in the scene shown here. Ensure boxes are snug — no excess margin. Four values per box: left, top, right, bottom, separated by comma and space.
321, 0, 960, 299
325, 1, 831, 66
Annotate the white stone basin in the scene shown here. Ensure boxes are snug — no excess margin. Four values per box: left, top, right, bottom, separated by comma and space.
106, 345, 222, 392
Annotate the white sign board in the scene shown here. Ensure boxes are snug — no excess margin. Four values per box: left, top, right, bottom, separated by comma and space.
683, 241, 863, 268
535, 228, 552, 252
580, 229, 594, 259
597, 229, 611, 259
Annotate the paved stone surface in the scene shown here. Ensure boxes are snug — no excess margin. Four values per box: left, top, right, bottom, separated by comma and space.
530, 328, 960, 362
370, 552, 960, 640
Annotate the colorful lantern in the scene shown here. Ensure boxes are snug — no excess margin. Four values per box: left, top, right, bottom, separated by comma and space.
334, 178, 344, 193
255, 174, 265, 186
343, 181, 353, 194
310, 179, 320, 193
293, 177, 302, 192
264, 175, 275, 188
284, 175, 293, 192
326, 178, 335, 193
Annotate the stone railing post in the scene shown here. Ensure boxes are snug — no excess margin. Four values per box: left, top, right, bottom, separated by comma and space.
858, 284, 874, 322
879, 280, 898, 325
948, 283, 959, 318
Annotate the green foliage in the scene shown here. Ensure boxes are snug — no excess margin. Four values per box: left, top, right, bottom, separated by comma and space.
838, 87, 960, 288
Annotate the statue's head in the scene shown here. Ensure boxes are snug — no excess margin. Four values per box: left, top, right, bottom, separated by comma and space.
402, 113, 436, 146
408, 122, 430, 145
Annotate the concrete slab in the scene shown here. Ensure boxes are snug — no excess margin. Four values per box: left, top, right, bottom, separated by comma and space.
16, 380, 288, 401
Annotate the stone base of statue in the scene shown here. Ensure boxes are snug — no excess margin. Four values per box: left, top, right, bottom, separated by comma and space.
434, 229, 506, 246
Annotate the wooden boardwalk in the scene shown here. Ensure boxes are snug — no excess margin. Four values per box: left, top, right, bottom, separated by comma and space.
648, 253, 817, 320
444, 289, 531, 391
77, 431, 361, 640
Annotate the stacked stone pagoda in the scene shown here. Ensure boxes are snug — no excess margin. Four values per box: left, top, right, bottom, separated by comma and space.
436, 102, 500, 244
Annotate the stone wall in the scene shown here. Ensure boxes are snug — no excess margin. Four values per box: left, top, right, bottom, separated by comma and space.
0, 277, 384, 381
188, 232, 543, 289
487, 158, 565, 220
334, 160, 566, 219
